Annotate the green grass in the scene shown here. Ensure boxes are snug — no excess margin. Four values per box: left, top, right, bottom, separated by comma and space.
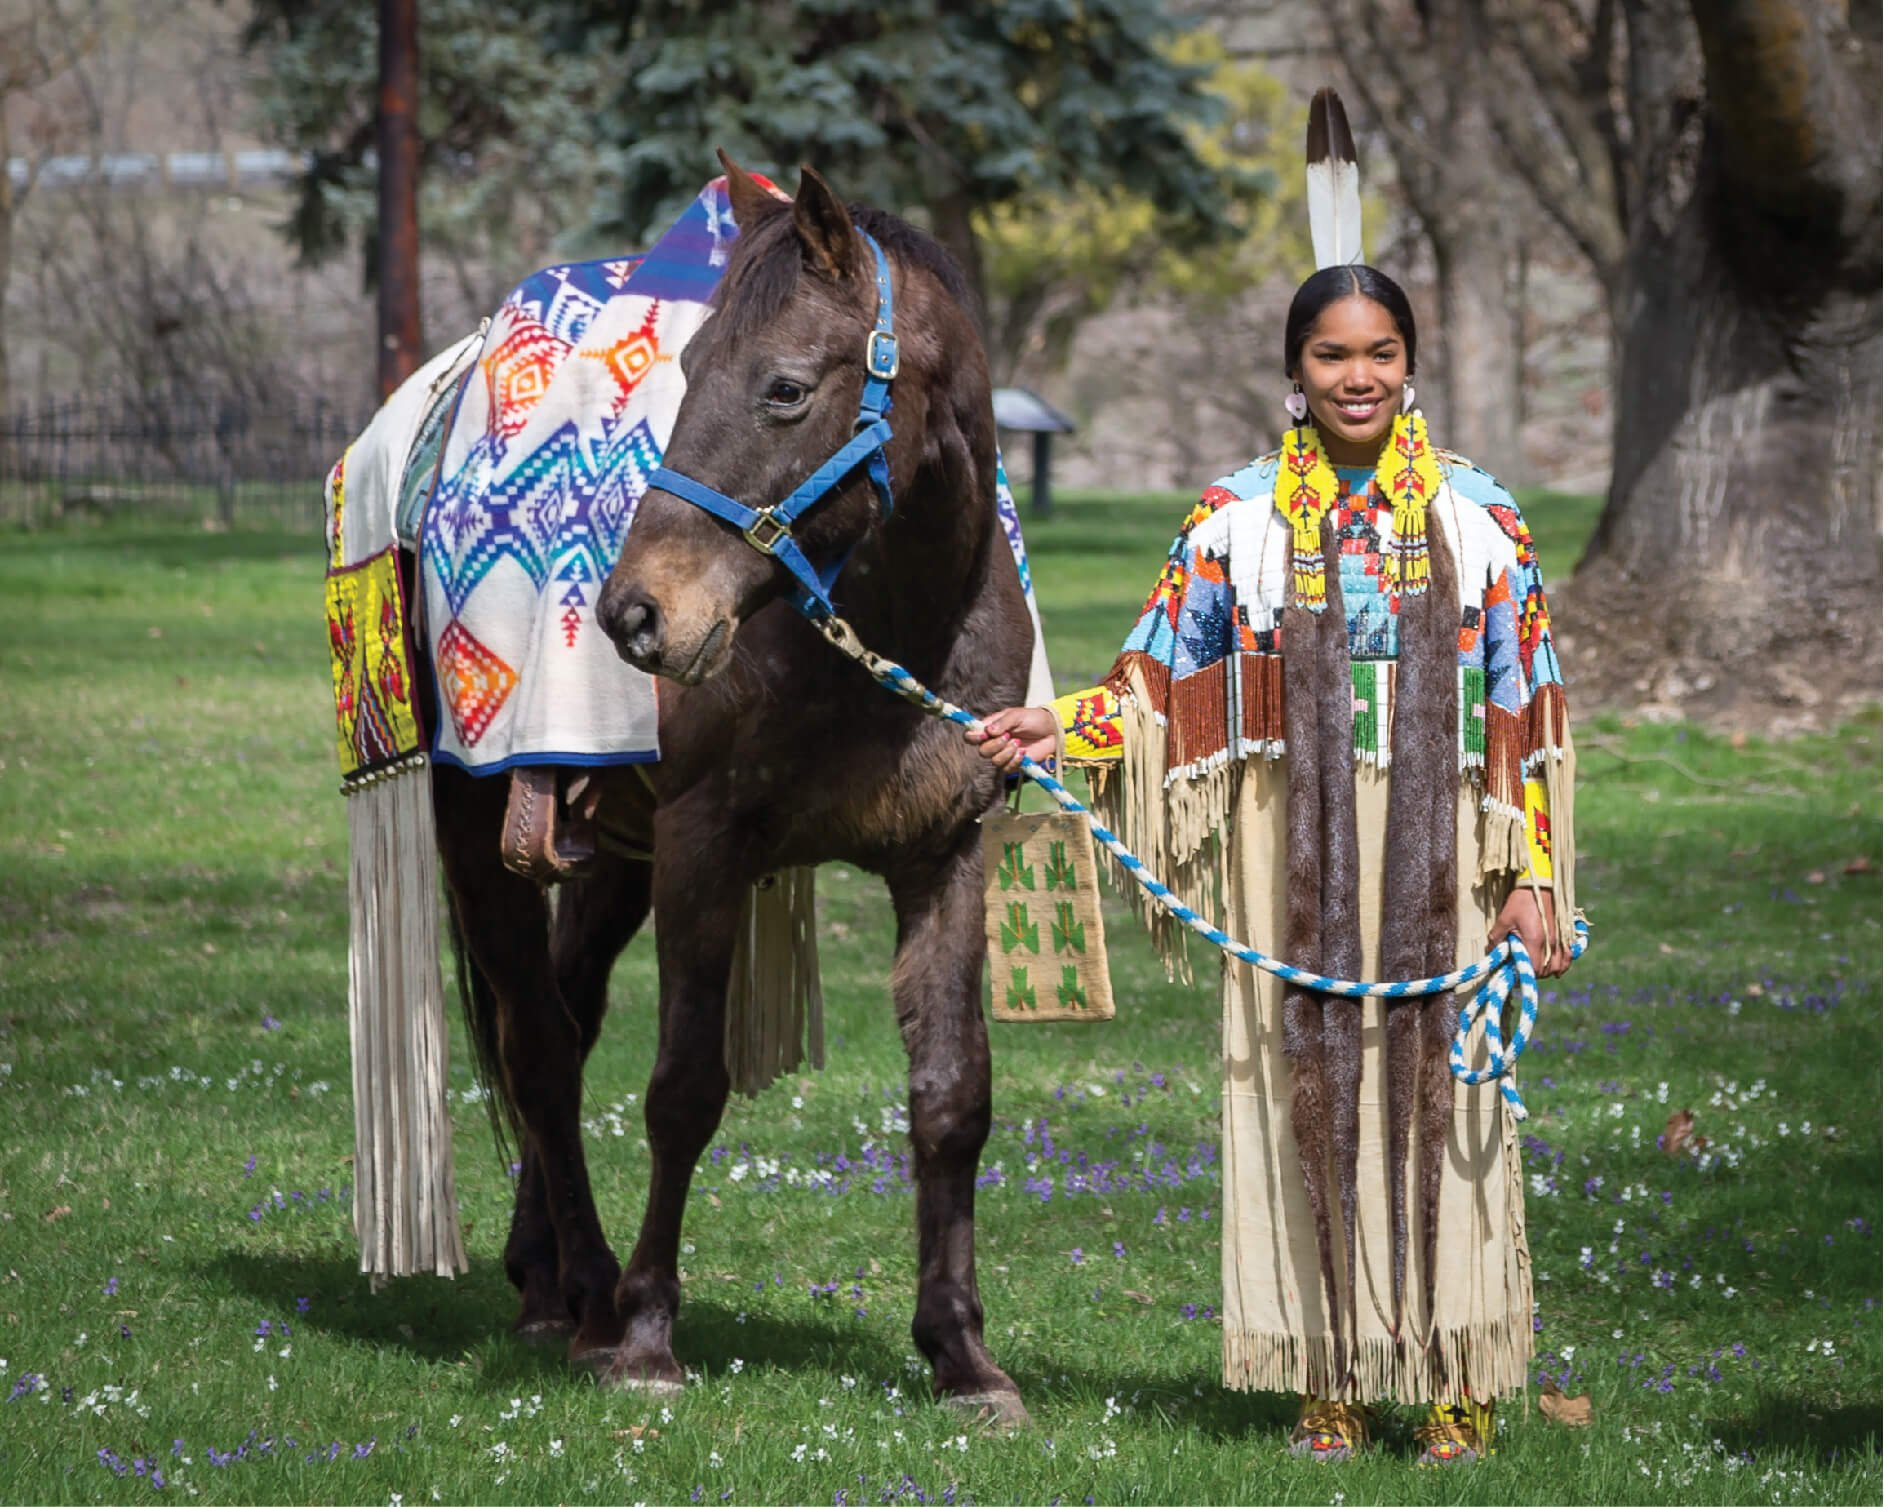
0, 495, 1877, 1505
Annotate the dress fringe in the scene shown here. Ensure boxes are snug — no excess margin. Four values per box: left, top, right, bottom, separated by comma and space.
1222, 1310, 1531, 1403
1539, 720, 1579, 955
1094, 664, 1237, 982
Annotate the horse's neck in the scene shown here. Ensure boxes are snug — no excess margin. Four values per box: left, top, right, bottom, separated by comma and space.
844, 446, 994, 677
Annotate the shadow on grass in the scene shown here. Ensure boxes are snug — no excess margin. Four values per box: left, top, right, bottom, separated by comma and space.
680, 1294, 1313, 1441
210, 1251, 963, 1396
206, 1249, 1306, 1435
1708, 1396, 1883, 1463
209, 1247, 521, 1365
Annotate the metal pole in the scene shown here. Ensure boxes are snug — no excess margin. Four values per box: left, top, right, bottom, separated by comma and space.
377, 0, 422, 398
1031, 430, 1053, 518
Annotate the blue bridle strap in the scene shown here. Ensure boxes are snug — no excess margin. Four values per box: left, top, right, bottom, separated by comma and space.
645, 229, 901, 621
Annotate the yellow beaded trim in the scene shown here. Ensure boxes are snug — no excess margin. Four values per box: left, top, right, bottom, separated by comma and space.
1273, 424, 1340, 610
1271, 411, 1441, 610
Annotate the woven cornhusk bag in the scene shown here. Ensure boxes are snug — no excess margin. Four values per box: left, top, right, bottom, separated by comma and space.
982, 809, 1114, 1022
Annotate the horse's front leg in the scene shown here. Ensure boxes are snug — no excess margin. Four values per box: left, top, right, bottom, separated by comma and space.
890, 839, 1029, 1428
604, 823, 743, 1392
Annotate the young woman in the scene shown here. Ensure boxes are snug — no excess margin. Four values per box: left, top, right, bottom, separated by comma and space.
970, 265, 1577, 1464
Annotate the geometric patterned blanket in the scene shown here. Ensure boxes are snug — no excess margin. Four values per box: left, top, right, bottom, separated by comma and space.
419, 179, 741, 774
419, 174, 1054, 776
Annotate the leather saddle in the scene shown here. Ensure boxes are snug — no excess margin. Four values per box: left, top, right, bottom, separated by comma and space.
500, 765, 656, 884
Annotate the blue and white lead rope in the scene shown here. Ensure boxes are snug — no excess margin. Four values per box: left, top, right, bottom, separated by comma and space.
815, 616, 1589, 1123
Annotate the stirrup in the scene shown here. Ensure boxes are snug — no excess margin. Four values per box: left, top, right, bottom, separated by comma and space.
1415, 1397, 1494, 1465
1289, 1396, 1368, 1462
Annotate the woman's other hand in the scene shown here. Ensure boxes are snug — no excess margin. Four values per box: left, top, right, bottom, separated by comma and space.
1489, 885, 1571, 977
966, 705, 1058, 775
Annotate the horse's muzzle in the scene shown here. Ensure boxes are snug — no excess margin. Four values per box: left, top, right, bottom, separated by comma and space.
598, 585, 666, 670
598, 582, 734, 683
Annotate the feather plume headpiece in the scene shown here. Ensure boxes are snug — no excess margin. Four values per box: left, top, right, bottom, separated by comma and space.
1305, 88, 1363, 270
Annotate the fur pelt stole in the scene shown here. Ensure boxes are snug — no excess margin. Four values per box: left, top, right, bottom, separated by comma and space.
1281, 512, 1459, 1399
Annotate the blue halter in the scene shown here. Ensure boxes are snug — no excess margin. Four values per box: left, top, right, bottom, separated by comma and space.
644, 230, 900, 621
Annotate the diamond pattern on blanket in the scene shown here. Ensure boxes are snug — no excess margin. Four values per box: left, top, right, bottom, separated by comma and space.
435, 619, 518, 748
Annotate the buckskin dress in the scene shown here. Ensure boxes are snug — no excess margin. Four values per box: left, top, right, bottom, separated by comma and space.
1052, 452, 1576, 1403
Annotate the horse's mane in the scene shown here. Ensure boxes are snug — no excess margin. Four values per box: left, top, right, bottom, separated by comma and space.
708, 199, 972, 345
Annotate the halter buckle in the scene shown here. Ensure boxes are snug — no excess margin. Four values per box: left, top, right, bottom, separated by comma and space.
743, 510, 789, 554
865, 329, 900, 381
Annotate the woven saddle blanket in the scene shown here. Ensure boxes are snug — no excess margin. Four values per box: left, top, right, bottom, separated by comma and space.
411, 176, 1053, 777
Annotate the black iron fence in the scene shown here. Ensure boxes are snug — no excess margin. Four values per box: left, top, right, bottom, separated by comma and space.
0, 395, 370, 530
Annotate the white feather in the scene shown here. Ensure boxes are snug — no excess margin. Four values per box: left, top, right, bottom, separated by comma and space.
1306, 156, 1363, 269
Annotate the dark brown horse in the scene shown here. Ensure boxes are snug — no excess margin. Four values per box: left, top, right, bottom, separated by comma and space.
429, 157, 1033, 1425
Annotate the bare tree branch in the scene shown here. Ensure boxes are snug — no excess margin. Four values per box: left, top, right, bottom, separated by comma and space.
1327, 0, 1447, 223
1483, 96, 1627, 287
1475, 0, 1629, 279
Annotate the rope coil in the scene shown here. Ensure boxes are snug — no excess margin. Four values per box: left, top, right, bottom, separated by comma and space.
815, 615, 1586, 1122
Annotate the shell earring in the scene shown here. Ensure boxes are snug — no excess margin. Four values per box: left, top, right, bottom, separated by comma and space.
1285, 384, 1309, 423
1402, 380, 1416, 412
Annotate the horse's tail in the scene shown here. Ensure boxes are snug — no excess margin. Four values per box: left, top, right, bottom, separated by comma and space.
444, 893, 521, 1164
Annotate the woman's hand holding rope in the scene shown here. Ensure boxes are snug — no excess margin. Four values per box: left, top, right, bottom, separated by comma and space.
1491, 885, 1572, 978
969, 705, 1057, 775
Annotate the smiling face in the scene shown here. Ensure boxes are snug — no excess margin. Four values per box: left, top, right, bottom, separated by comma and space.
1291, 294, 1410, 467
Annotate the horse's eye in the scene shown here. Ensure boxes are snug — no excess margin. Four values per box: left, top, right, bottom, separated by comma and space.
765, 378, 807, 406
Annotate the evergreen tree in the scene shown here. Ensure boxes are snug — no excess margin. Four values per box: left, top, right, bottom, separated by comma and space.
246, 0, 1242, 320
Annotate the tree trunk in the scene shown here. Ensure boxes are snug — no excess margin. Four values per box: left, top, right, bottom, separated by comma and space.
926, 188, 989, 342
0, 104, 14, 429
1430, 212, 1526, 484
1558, 0, 1882, 726
1335, 0, 1529, 483
376, 0, 422, 397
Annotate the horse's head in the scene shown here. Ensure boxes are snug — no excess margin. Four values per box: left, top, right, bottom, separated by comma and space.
598, 153, 981, 683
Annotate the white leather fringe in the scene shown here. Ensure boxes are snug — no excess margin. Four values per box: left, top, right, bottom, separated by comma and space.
347, 766, 468, 1284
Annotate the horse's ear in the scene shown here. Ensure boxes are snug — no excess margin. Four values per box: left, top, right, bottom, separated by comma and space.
717, 147, 784, 231
792, 165, 857, 282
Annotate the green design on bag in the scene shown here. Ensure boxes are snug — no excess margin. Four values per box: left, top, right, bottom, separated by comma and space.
997, 841, 1036, 892
1001, 902, 1040, 955
1044, 839, 1077, 891
1006, 967, 1037, 1011
1051, 899, 1086, 956
1056, 965, 1088, 1011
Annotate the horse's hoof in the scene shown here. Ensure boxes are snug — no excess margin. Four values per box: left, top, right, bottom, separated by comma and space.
943, 1389, 1031, 1433
513, 1318, 576, 1347
601, 1371, 686, 1396
598, 1355, 686, 1394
